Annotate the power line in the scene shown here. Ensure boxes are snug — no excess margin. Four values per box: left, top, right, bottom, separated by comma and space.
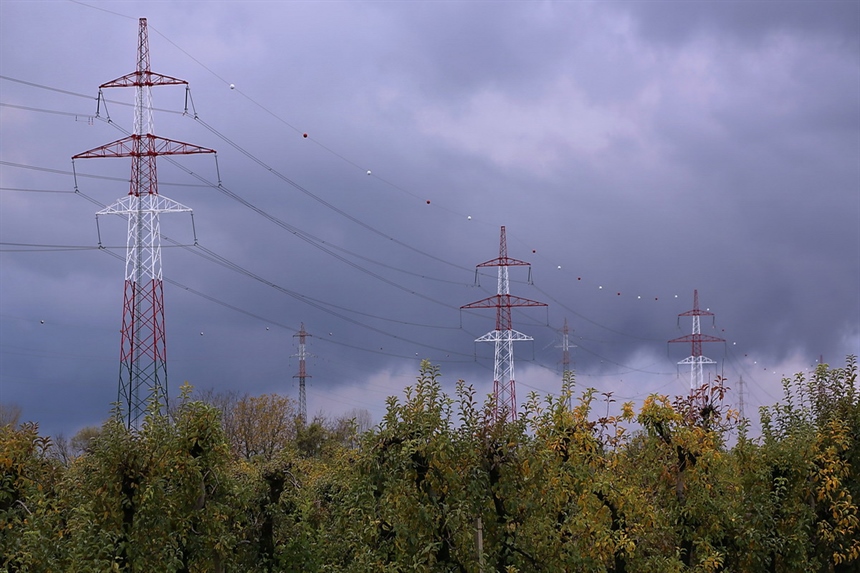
191, 115, 473, 274
0, 66, 474, 276
1, 76, 759, 386
0, 242, 174, 252
0, 159, 210, 187
0, 76, 186, 116
94, 238, 473, 361
3, 76, 704, 348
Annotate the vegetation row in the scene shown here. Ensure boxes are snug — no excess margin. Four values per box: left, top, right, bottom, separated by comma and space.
1, 356, 858, 572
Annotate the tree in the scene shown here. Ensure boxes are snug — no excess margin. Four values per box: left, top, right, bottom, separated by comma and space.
50, 425, 101, 465
0, 403, 22, 428
59, 385, 240, 572
3, 357, 856, 572
754, 356, 860, 572
197, 390, 297, 461
1, 421, 65, 571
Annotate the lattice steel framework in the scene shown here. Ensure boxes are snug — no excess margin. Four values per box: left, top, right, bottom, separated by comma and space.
462, 226, 547, 422
293, 323, 311, 426
669, 290, 725, 393
73, 18, 216, 429
557, 317, 576, 406
558, 317, 575, 377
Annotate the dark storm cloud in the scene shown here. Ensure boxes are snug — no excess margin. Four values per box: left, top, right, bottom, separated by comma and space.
1, 1, 857, 438
376, 2, 576, 97
616, 0, 860, 46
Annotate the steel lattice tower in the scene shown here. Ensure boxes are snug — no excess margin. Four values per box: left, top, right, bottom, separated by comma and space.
462, 226, 547, 422
293, 323, 311, 426
669, 290, 725, 393
557, 318, 576, 406
558, 317, 575, 377
73, 18, 216, 429
738, 375, 746, 421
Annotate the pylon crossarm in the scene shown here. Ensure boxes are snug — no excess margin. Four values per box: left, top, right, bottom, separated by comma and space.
150, 135, 216, 155
678, 356, 717, 365
97, 194, 192, 216
669, 333, 726, 344
73, 134, 217, 159
475, 329, 533, 343
476, 256, 531, 268
461, 294, 548, 310
100, 71, 188, 89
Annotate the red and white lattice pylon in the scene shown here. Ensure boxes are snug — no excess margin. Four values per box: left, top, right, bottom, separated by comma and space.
293, 323, 312, 426
73, 18, 216, 430
669, 289, 725, 394
462, 226, 547, 423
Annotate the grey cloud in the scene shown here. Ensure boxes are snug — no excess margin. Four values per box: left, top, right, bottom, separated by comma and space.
615, 1, 860, 47
1, 1, 857, 439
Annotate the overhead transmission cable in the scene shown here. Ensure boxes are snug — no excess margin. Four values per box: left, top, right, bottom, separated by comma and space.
190, 114, 473, 274
2, 154, 473, 357
91, 235, 473, 361
81, 98, 476, 294
2, 74, 694, 378
3, 158, 474, 338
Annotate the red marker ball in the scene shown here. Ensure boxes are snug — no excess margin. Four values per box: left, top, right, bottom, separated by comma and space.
302, 133, 308, 138
426, 200, 430, 204
617, 292, 621, 295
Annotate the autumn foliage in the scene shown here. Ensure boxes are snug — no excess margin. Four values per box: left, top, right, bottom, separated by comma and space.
1, 357, 858, 572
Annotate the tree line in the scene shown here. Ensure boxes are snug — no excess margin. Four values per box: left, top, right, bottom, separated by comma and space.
1, 356, 858, 572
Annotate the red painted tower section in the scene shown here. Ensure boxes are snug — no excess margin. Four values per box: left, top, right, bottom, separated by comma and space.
669, 290, 725, 393
462, 226, 547, 422
73, 18, 216, 429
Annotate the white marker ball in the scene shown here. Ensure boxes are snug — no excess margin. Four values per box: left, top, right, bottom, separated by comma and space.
467, 215, 472, 220
230, 84, 235, 89
557, 266, 562, 269
366, 170, 372, 175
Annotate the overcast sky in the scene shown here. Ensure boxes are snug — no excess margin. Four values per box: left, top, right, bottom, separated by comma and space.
1, 0, 858, 438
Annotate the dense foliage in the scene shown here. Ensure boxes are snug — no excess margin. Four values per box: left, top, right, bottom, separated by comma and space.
1, 357, 857, 572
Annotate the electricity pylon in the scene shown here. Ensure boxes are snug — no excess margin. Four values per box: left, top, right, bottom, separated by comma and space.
73, 18, 216, 429
669, 289, 725, 393
293, 323, 312, 426
462, 226, 547, 422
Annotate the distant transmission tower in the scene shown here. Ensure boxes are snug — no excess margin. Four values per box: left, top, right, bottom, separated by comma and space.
557, 317, 576, 376
557, 318, 576, 406
73, 18, 216, 429
738, 375, 746, 421
293, 323, 312, 425
668, 290, 725, 394
462, 226, 547, 422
